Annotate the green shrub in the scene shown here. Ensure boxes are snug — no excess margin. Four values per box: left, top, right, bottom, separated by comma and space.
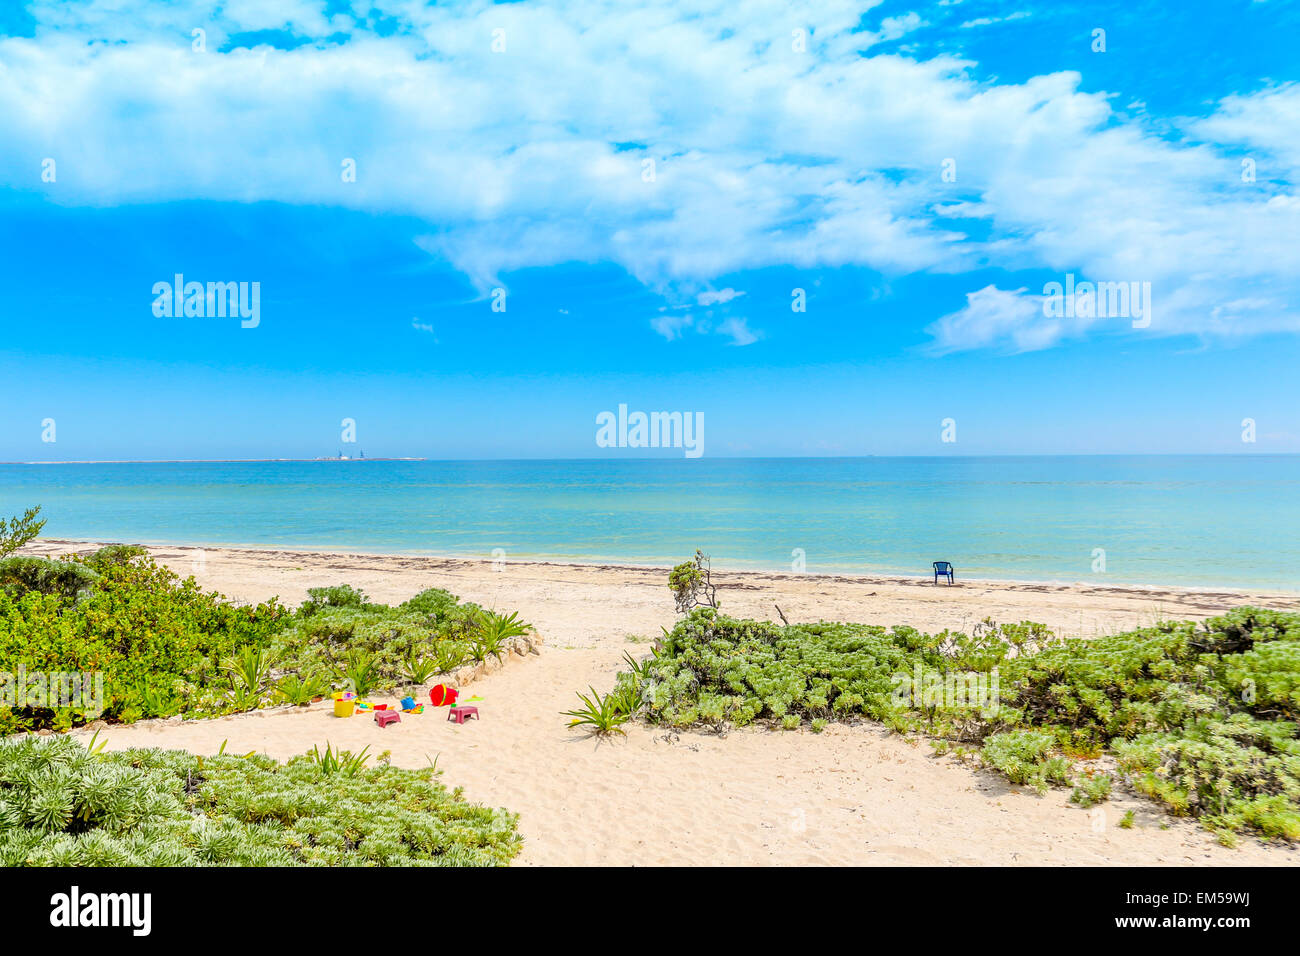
981, 730, 1058, 790
0, 551, 530, 734
302, 584, 368, 612
1224, 641, 1300, 720
632, 609, 1016, 736
0, 554, 284, 730
84, 544, 148, 573
0, 557, 100, 603
0, 735, 520, 866
1115, 713, 1300, 825
597, 606, 1300, 841
270, 587, 504, 693
1070, 772, 1113, 808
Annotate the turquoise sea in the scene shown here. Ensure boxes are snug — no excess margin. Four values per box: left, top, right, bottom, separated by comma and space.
1, 456, 1297, 590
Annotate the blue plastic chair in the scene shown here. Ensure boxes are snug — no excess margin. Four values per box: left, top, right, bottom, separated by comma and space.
932, 561, 954, 585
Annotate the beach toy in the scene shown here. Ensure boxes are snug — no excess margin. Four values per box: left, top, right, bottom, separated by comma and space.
333, 698, 356, 718
401, 696, 417, 710
447, 705, 478, 725
332, 691, 355, 701
355, 700, 374, 712
403, 704, 424, 714
429, 684, 459, 707
375, 711, 401, 728
373, 703, 389, 710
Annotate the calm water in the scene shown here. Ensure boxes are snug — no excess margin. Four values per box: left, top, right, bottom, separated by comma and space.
1, 457, 1297, 590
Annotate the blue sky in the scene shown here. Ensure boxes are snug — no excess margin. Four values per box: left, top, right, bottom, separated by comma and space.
1, 0, 1297, 460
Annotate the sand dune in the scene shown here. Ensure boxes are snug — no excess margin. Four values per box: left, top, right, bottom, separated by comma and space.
33, 540, 1300, 866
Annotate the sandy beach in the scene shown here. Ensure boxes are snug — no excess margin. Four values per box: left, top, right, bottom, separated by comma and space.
30, 539, 1300, 866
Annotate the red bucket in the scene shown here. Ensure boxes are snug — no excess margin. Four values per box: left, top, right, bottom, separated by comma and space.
429, 684, 459, 707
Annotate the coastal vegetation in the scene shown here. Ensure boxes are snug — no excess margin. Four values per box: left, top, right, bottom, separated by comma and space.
667, 549, 720, 614
269, 583, 530, 702
564, 553, 1300, 843
0, 505, 45, 558
0, 511, 532, 735
0, 734, 520, 866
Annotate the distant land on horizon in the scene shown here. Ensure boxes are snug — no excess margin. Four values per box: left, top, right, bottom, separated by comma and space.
2, 452, 1296, 465
6, 457, 430, 465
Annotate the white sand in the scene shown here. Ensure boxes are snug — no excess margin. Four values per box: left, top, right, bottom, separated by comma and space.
32, 540, 1300, 866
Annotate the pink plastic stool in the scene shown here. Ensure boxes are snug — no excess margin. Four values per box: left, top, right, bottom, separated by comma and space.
374, 711, 401, 728
447, 706, 479, 724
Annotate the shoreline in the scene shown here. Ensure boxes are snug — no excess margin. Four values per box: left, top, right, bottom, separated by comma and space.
32, 538, 1300, 600
23, 539, 1300, 646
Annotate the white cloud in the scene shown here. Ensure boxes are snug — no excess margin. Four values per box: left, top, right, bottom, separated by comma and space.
927, 286, 1053, 353
651, 311, 760, 345
960, 11, 1030, 29
697, 288, 745, 306
717, 317, 760, 346
650, 313, 694, 340
0, 0, 1297, 349
860, 12, 928, 46
1188, 83, 1300, 174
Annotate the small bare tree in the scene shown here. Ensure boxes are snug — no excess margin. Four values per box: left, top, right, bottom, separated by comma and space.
0, 505, 45, 558
668, 549, 719, 613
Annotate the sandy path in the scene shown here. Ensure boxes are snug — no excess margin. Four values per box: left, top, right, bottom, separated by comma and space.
32, 540, 1300, 866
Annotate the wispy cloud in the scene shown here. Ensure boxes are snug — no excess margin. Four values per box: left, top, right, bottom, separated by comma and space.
651, 311, 760, 346
717, 317, 760, 346
650, 313, 694, 341
960, 11, 1030, 29
697, 288, 746, 306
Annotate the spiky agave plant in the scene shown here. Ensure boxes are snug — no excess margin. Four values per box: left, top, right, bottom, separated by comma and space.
562, 687, 630, 737
221, 645, 278, 708
471, 610, 532, 662
274, 671, 329, 706
335, 648, 380, 697
400, 645, 440, 686
605, 653, 648, 716
434, 641, 470, 675
306, 743, 371, 777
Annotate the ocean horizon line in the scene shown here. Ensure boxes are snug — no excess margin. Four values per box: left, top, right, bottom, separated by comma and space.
5, 451, 1300, 465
